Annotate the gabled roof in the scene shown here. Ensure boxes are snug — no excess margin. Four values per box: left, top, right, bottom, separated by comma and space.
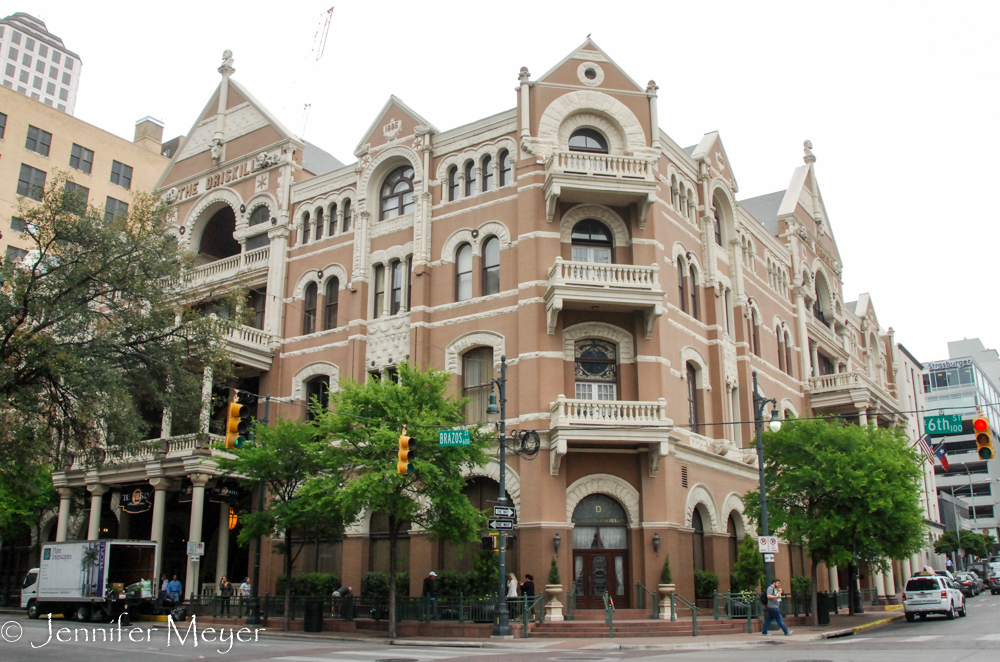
689, 131, 739, 191
777, 165, 810, 217
354, 95, 438, 154
303, 140, 344, 176
739, 190, 785, 237
535, 38, 645, 92
682, 145, 697, 155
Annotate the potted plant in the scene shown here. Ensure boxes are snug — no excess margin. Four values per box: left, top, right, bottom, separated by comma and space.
544, 557, 564, 622
657, 554, 675, 595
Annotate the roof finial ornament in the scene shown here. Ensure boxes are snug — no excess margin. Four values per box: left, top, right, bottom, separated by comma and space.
219, 49, 235, 76
803, 139, 816, 164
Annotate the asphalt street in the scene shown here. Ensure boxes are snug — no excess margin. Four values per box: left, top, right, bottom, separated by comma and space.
2, 592, 999, 662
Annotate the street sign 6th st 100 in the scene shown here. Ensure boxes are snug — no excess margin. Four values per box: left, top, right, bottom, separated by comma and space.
924, 414, 963, 436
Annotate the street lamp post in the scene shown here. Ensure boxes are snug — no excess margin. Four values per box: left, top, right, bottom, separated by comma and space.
246, 395, 270, 626
751, 371, 779, 589
485, 355, 512, 638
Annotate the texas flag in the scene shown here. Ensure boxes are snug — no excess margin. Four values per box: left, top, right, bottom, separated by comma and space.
934, 444, 950, 472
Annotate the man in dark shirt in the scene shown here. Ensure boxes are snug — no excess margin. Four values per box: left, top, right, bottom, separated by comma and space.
422, 571, 437, 618
521, 574, 535, 596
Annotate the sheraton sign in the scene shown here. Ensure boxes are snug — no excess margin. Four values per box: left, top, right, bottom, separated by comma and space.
175, 159, 256, 202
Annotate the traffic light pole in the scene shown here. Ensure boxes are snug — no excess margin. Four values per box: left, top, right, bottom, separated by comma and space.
492, 356, 512, 638
246, 395, 269, 626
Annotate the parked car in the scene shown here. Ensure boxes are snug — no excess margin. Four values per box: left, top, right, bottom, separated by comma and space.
966, 563, 991, 580
936, 569, 956, 582
904, 574, 966, 621
955, 572, 981, 597
989, 571, 1000, 595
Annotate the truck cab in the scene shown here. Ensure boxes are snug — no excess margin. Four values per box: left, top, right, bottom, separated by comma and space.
21, 569, 39, 618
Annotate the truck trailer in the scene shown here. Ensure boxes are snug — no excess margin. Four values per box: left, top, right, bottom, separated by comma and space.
21, 539, 157, 622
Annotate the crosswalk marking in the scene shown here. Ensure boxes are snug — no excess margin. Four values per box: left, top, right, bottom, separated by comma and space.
977, 634, 1000, 641
897, 635, 941, 642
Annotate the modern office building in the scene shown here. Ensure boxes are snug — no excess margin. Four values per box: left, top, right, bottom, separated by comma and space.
0, 85, 170, 263
38, 41, 940, 608
924, 338, 1000, 541
0, 12, 81, 115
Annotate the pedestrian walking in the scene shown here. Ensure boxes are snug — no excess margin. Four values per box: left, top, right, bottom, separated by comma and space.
158, 574, 169, 606
218, 576, 233, 616
422, 571, 438, 619
239, 577, 251, 598
761, 579, 792, 636
167, 575, 183, 603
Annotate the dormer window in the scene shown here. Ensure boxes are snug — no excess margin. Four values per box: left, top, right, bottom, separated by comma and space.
568, 128, 608, 154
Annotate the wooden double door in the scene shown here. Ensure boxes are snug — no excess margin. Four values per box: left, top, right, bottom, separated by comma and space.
573, 549, 630, 609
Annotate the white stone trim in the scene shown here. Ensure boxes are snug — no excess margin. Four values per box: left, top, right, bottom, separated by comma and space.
559, 204, 630, 247
779, 398, 800, 419
576, 62, 605, 87
358, 145, 423, 209
680, 346, 711, 389
538, 90, 646, 156
463, 461, 520, 511
182, 186, 243, 250
721, 492, 746, 538
435, 137, 518, 191
290, 361, 340, 402
556, 112, 623, 155
370, 241, 414, 267
563, 321, 635, 363
685, 483, 720, 533
444, 331, 505, 375
440, 221, 512, 263
566, 473, 640, 526
292, 263, 348, 300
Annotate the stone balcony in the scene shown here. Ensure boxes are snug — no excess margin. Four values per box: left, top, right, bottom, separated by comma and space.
545, 258, 663, 338
227, 323, 275, 370
807, 371, 901, 425
543, 150, 658, 227
168, 246, 270, 295
58, 433, 228, 487
548, 395, 673, 474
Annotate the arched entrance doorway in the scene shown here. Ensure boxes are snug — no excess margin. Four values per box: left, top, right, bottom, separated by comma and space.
198, 206, 240, 261
572, 494, 630, 608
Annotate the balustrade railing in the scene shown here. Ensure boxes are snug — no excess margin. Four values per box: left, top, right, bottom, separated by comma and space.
550, 396, 668, 427
547, 150, 654, 180
229, 324, 272, 348
549, 258, 659, 289
169, 247, 269, 288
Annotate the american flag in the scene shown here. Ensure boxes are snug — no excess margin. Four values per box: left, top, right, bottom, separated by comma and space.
918, 434, 935, 462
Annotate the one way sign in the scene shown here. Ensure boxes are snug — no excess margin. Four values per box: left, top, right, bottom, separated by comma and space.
493, 506, 515, 518
488, 519, 514, 530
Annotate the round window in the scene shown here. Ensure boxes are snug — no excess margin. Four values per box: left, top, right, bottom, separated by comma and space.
585, 68, 597, 80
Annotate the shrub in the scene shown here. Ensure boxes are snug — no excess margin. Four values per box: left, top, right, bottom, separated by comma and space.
467, 550, 499, 597
361, 571, 410, 598
548, 557, 561, 585
791, 575, 812, 596
435, 570, 469, 597
732, 534, 765, 594
659, 554, 673, 584
275, 572, 341, 596
694, 570, 719, 599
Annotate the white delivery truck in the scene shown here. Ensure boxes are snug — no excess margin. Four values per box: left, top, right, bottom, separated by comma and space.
21, 539, 157, 622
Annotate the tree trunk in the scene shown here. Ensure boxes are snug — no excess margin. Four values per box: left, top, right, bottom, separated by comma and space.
809, 554, 819, 627
283, 528, 293, 632
388, 513, 398, 639
847, 562, 856, 616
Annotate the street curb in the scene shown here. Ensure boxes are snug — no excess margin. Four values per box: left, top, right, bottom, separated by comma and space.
618, 639, 817, 651
821, 613, 904, 638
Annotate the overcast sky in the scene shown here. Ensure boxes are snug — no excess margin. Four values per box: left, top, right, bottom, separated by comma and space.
26, 1, 999, 362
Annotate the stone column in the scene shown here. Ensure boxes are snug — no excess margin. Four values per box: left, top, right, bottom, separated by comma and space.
793, 287, 810, 380
55, 488, 73, 542
857, 407, 868, 426
184, 474, 212, 601
199, 366, 213, 434
264, 225, 290, 341
872, 566, 887, 603
901, 558, 912, 585
884, 563, 897, 602
829, 565, 840, 593
87, 484, 109, 540
215, 501, 231, 585
149, 477, 171, 590
810, 342, 820, 378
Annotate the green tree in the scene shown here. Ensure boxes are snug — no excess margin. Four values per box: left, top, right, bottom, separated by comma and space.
214, 417, 343, 632
312, 362, 492, 637
731, 534, 765, 593
934, 530, 995, 559
745, 419, 925, 624
0, 175, 242, 468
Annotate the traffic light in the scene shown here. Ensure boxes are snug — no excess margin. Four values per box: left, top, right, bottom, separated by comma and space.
225, 390, 254, 449
397, 430, 415, 475
974, 416, 993, 460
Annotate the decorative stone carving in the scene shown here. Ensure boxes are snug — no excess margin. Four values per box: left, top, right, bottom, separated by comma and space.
383, 118, 402, 142
518, 66, 531, 83
255, 172, 269, 192
162, 188, 178, 204
565, 474, 640, 525
646, 79, 658, 95
684, 484, 720, 532
562, 322, 634, 363
723, 340, 737, 386
464, 461, 520, 510
210, 138, 223, 162
219, 50, 235, 76
365, 314, 410, 370
794, 224, 810, 242
291, 362, 340, 402
254, 151, 280, 171
445, 331, 505, 375
803, 139, 816, 164
559, 204, 630, 246
648, 441, 669, 477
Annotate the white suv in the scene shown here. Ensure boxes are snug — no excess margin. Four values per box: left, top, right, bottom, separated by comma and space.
904, 574, 966, 621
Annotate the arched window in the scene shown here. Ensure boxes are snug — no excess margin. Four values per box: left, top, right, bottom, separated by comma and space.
482, 236, 500, 296
380, 166, 415, 220
568, 128, 609, 153
776, 326, 785, 373
372, 264, 385, 319
784, 331, 794, 377
301, 211, 311, 244
713, 207, 722, 246
678, 261, 687, 312
328, 203, 337, 236
464, 161, 476, 197
687, 362, 700, 432
448, 166, 458, 201
248, 205, 269, 226
390, 260, 404, 315
324, 277, 339, 330
689, 265, 699, 320
571, 219, 613, 264
315, 207, 324, 241
727, 514, 739, 569
670, 175, 677, 207
692, 509, 705, 572
724, 288, 732, 335
574, 339, 617, 401
305, 375, 329, 422
481, 155, 493, 193
455, 243, 473, 301
751, 310, 761, 356
462, 347, 493, 424
499, 150, 512, 186
342, 199, 352, 232
303, 282, 317, 335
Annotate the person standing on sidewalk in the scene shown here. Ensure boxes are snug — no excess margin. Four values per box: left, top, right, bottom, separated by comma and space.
422, 571, 438, 619
762, 579, 792, 636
